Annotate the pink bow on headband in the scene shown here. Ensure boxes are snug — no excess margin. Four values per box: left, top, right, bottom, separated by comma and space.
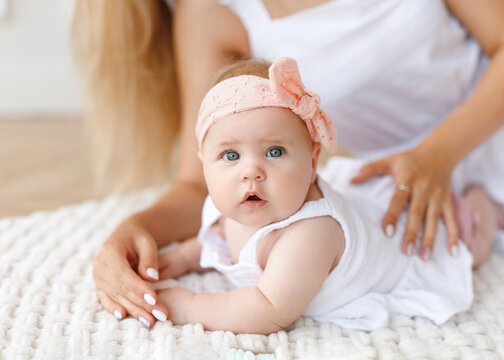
269, 58, 337, 153
196, 57, 338, 153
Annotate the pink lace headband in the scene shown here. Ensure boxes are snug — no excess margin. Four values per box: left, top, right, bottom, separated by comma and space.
196, 57, 338, 153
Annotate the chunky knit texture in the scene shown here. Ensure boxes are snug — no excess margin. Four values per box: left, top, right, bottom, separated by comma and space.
1, 187, 504, 359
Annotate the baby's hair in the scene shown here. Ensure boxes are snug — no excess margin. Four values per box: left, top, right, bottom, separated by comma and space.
212, 58, 272, 86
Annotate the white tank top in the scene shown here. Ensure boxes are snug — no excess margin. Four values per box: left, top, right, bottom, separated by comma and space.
219, 0, 484, 158
198, 161, 473, 330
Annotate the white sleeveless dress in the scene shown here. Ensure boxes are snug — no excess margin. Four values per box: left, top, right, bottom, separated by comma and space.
198, 157, 473, 330
218, 0, 504, 208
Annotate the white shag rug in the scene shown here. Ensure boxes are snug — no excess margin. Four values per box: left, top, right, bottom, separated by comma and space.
1, 187, 504, 360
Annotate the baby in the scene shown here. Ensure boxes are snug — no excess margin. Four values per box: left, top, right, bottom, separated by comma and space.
156, 57, 479, 334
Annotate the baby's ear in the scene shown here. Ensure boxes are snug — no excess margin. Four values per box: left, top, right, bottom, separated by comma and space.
312, 141, 321, 158
197, 150, 203, 161
311, 141, 321, 182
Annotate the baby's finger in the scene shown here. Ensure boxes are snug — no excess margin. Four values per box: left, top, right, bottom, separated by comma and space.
134, 233, 159, 282
158, 250, 177, 270
402, 191, 427, 256
351, 160, 390, 183
97, 289, 126, 320
442, 198, 460, 256
159, 265, 186, 280
158, 251, 188, 279
420, 193, 442, 261
382, 183, 411, 237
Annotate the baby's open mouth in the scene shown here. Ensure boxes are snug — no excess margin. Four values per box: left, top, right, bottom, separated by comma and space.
242, 192, 266, 209
247, 195, 262, 201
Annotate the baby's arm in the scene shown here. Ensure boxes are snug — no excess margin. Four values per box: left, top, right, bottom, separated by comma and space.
158, 216, 344, 334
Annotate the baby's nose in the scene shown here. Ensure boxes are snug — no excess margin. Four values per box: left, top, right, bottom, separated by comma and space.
240, 163, 266, 182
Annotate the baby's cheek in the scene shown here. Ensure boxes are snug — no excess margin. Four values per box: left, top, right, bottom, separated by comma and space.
280, 191, 306, 217
210, 188, 235, 216
206, 179, 227, 201
287, 178, 311, 205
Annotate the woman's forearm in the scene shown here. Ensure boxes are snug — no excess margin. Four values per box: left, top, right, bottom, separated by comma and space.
129, 180, 207, 247
418, 47, 504, 166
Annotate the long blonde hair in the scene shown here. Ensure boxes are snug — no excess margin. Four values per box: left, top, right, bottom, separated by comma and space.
72, 0, 179, 191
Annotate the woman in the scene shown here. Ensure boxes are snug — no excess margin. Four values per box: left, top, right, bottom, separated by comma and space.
73, 0, 504, 328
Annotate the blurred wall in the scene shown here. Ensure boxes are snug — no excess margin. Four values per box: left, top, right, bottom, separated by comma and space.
0, 0, 82, 117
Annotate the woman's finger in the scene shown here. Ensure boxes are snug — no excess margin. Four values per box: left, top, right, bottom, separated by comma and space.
382, 182, 411, 237
351, 160, 390, 183
420, 191, 442, 261
118, 294, 156, 329
98, 244, 170, 319
109, 257, 164, 310
442, 196, 460, 256
114, 275, 169, 325
134, 233, 160, 282
97, 289, 126, 320
402, 187, 428, 256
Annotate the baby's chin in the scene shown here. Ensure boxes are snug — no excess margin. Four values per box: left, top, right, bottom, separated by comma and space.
225, 210, 299, 229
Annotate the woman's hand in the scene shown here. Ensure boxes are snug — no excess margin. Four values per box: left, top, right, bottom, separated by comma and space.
93, 217, 169, 328
351, 146, 460, 260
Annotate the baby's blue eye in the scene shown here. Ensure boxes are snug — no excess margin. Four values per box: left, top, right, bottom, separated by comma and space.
223, 151, 240, 161
267, 147, 284, 158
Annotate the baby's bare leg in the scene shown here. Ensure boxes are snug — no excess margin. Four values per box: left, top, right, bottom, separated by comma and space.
463, 185, 502, 268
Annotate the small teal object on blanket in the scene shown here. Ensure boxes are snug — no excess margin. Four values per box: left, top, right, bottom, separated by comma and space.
227, 348, 276, 360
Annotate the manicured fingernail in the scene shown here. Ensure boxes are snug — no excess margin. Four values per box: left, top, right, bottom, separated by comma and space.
152, 309, 167, 322
144, 293, 156, 306
451, 244, 459, 257
407, 242, 415, 256
423, 248, 432, 262
114, 310, 123, 320
386, 224, 395, 237
139, 316, 150, 329
147, 267, 159, 281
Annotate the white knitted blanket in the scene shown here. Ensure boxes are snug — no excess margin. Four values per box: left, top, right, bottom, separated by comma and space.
1, 187, 504, 360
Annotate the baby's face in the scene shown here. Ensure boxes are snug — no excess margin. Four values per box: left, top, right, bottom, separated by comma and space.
200, 107, 320, 228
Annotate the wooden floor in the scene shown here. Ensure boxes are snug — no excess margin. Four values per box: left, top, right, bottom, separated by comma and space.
0, 117, 105, 219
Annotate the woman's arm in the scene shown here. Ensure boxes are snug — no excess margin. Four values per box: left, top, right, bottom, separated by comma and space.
432, 0, 504, 161
352, 0, 504, 259
93, 0, 250, 327
158, 216, 344, 334
135, 0, 251, 247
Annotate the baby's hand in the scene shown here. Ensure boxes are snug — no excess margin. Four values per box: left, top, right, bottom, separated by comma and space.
157, 287, 195, 325
158, 248, 193, 279
158, 236, 204, 279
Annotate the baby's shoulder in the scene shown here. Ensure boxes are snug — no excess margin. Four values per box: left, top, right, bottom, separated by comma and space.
279, 215, 344, 255
260, 216, 345, 271
283, 215, 343, 240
